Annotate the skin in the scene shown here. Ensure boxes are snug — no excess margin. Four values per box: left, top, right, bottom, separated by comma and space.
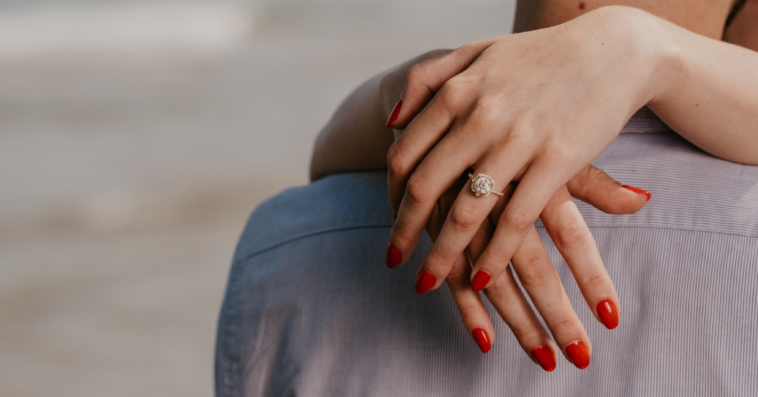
311, 1, 758, 369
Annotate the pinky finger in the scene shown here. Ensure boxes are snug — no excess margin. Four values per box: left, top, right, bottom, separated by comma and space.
447, 251, 496, 353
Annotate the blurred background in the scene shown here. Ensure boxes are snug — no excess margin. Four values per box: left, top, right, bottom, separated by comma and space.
0, 0, 515, 395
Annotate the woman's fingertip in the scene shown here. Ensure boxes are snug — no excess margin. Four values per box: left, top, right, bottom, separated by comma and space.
414, 269, 436, 294
622, 185, 651, 202
471, 271, 491, 292
596, 299, 619, 330
565, 341, 591, 370
386, 99, 403, 128
530, 346, 557, 372
472, 328, 491, 353
385, 242, 401, 269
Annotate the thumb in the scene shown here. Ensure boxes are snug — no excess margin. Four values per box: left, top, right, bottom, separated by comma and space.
566, 165, 651, 215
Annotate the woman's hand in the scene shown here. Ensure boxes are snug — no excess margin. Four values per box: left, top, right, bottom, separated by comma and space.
385, 7, 666, 301
377, 34, 651, 369
430, 167, 648, 370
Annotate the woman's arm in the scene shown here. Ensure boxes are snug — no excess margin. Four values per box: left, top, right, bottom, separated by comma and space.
647, 8, 758, 165
309, 51, 448, 181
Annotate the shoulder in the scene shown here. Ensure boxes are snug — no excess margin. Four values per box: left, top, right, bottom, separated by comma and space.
233, 172, 393, 262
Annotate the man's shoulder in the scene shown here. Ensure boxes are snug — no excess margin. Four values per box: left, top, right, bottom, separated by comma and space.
233, 172, 393, 261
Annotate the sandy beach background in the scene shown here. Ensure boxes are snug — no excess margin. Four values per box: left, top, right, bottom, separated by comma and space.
0, 0, 515, 395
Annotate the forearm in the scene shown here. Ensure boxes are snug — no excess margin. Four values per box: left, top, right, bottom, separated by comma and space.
310, 50, 448, 181
647, 13, 758, 165
309, 72, 394, 181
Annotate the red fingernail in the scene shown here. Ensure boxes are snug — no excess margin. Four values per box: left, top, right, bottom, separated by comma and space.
565, 341, 590, 369
530, 346, 556, 372
386, 99, 403, 127
622, 185, 651, 202
472, 328, 491, 353
471, 271, 491, 292
385, 242, 400, 269
414, 269, 435, 294
596, 299, 619, 330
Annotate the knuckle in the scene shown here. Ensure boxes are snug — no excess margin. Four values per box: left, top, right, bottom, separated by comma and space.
386, 144, 410, 176
549, 316, 579, 337
503, 208, 533, 233
515, 252, 554, 289
405, 175, 432, 205
507, 321, 540, 345
485, 248, 513, 268
423, 249, 450, 274
449, 202, 480, 231
553, 219, 592, 248
446, 261, 470, 286
438, 77, 470, 108
471, 98, 505, 127
581, 271, 611, 290
455, 299, 481, 319
484, 271, 511, 299
390, 219, 416, 246
406, 63, 423, 82
545, 140, 576, 164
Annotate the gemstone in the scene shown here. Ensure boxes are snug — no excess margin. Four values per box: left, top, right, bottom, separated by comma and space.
472, 175, 493, 196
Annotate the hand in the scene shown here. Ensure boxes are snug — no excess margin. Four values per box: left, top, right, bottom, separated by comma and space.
385, 7, 663, 308
422, 165, 650, 370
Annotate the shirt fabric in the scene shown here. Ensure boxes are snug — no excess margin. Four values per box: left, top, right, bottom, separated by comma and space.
215, 109, 758, 396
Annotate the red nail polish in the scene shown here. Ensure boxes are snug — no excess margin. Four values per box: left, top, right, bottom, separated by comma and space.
530, 346, 556, 372
472, 328, 491, 353
385, 242, 400, 269
596, 299, 619, 330
565, 341, 590, 369
471, 271, 491, 292
386, 99, 403, 127
622, 185, 651, 202
414, 269, 436, 294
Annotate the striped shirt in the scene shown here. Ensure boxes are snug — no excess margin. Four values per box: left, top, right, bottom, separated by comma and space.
216, 109, 758, 396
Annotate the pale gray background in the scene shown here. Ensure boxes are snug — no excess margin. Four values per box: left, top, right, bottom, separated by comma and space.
0, 0, 515, 395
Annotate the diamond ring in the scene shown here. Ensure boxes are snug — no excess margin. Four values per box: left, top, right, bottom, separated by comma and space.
469, 173, 504, 197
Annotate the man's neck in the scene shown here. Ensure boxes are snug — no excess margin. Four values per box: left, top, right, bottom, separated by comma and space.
513, 0, 736, 39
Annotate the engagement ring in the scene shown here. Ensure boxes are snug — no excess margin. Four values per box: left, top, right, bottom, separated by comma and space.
469, 173, 504, 197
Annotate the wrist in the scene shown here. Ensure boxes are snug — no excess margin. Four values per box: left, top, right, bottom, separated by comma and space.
581, 6, 685, 109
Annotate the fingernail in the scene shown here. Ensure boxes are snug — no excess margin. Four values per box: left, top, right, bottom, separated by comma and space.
622, 185, 651, 202
596, 299, 619, 330
565, 341, 590, 369
386, 99, 403, 128
472, 328, 491, 353
471, 271, 491, 292
414, 269, 436, 294
385, 242, 400, 269
530, 346, 556, 372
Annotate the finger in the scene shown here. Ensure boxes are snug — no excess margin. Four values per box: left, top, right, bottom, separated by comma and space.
388, 101, 518, 269
541, 187, 621, 330
464, 220, 560, 371
485, 265, 561, 371
567, 164, 650, 214
386, 38, 497, 129
448, 251, 496, 354
387, 129, 482, 269
410, 142, 534, 291
509, 227, 592, 370
473, 157, 569, 291
386, 88, 460, 215
427, 180, 495, 354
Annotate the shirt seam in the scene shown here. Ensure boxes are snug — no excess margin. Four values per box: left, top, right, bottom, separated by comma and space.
234, 223, 758, 265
